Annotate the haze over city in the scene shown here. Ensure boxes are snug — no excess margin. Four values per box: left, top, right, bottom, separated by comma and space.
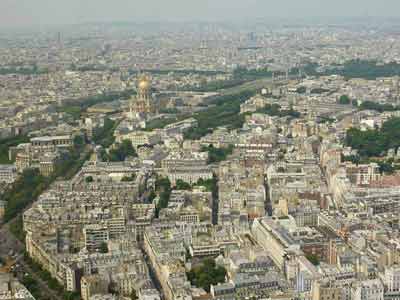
2, 0, 400, 26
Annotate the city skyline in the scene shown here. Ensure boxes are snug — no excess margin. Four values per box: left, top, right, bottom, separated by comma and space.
2, 3, 400, 300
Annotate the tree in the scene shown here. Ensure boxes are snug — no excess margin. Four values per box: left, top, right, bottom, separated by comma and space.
175, 179, 192, 190
256, 103, 301, 118
159, 108, 179, 114
130, 289, 138, 300
92, 118, 116, 148
338, 95, 351, 105
345, 117, 400, 158
325, 59, 400, 80
73, 135, 85, 149
187, 258, 226, 292
121, 174, 136, 182
156, 177, 172, 192
58, 89, 135, 121
296, 86, 307, 94
306, 254, 320, 266
107, 140, 137, 162
0, 135, 29, 164
342, 155, 361, 164
378, 161, 395, 174
358, 101, 400, 112
311, 88, 330, 94
195, 177, 217, 193
183, 90, 256, 140
99, 242, 108, 253
232, 67, 289, 81
2, 169, 49, 222
155, 177, 172, 216
202, 144, 234, 164
63, 291, 81, 300
85, 176, 94, 183
148, 189, 157, 202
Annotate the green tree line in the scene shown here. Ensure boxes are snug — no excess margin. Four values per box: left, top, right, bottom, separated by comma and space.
155, 177, 172, 217
2, 169, 50, 222
92, 118, 118, 148
2, 139, 90, 223
256, 103, 301, 118
184, 90, 256, 140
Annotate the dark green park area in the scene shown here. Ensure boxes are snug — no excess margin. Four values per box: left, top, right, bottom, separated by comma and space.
92, 118, 118, 148
255, 103, 301, 118
183, 90, 256, 139
187, 258, 226, 292
100, 140, 137, 162
345, 117, 400, 158
57, 89, 135, 120
0, 64, 47, 75
344, 117, 400, 174
328, 60, 400, 79
202, 144, 234, 164
146, 90, 256, 137
304, 59, 400, 80
0, 135, 30, 164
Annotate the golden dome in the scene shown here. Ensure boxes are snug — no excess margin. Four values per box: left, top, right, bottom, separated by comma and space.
137, 75, 151, 91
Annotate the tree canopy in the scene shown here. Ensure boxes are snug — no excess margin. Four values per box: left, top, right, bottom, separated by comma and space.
106, 140, 137, 162
306, 254, 320, 266
0, 135, 29, 164
187, 258, 226, 292
358, 101, 400, 112
58, 89, 135, 120
202, 144, 234, 164
345, 117, 400, 158
155, 177, 172, 217
184, 90, 256, 140
175, 179, 192, 190
256, 103, 301, 118
92, 118, 117, 148
338, 95, 351, 105
2, 169, 49, 222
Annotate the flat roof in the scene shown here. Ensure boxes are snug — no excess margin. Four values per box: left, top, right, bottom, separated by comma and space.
30, 135, 71, 142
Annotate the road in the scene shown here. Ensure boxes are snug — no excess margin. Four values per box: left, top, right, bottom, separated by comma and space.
0, 219, 64, 300
219, 76, 296, 96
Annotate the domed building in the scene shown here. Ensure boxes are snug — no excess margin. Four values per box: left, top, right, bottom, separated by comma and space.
128, 74, 157, 119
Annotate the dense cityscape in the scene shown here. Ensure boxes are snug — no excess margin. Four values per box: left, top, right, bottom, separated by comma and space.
2, 15, 400, 300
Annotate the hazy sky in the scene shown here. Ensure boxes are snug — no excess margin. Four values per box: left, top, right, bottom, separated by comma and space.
2, 0, 400, 27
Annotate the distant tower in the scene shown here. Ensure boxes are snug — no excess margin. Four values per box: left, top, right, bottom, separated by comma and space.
57, 32, 62, 47
396, 76, 400, 105
129, 74, 156, 119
